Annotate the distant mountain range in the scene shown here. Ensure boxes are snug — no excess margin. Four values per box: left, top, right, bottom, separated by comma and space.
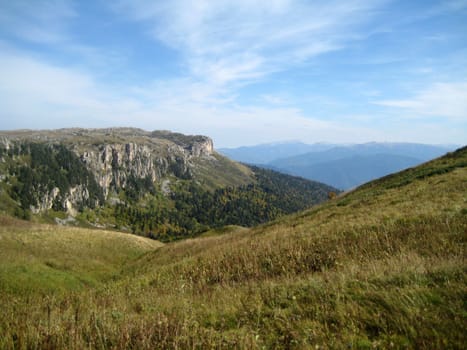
220, 142, 460, 190
219, 142, 337, 164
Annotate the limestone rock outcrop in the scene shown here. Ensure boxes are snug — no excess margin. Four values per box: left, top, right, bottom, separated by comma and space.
0, 128, 217, 214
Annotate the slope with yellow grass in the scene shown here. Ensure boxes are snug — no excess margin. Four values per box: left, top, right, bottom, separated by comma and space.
0, 147, 465, 349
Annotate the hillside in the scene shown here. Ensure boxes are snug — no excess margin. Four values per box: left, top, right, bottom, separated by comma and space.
1, 146, 465, 349
0, 215, 163, 294
0, 128, 337, 241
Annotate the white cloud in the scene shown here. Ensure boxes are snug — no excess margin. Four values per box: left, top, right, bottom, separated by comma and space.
0, 55, 92, 103
114, 0, 386, 86
0, 50, 392, 147
375, 82, 467, 121
0, 50, 136, 129
1, 37, 464, 147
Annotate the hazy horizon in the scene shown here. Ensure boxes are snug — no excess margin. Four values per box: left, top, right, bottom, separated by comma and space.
0, 1, 466, 147
0, 126, 462, 149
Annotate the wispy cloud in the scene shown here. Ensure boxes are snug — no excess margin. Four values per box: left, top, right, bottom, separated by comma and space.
0, 2, 130, 74
0, 0, 76, 44
0, 49, 387, 147
1, 0, 464, 146
431, 0, 467, 14
374, 82, 467, 121
114, 0, 386, 86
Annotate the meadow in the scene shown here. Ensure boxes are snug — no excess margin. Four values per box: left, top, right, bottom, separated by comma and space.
0, 147, 466, 349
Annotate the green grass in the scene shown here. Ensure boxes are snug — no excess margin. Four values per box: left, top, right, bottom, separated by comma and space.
191, 153, 254, 190
0, 147, 465, 349
0, 216, 163, 295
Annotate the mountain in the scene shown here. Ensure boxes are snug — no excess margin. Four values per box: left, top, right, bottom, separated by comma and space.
267, 142, 457, 189
0, 128, 337, 241
270, 153, 422, 190
1, 146, 465, 348
219, 142, 337, 164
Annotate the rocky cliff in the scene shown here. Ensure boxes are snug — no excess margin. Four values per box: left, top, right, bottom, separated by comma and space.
0, 128, 337, 239
0, 128, 243, 214
77, 137, 213, 198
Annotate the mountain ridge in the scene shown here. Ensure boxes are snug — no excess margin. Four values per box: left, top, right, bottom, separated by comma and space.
0, 128, 337, 240
221, 141, 458, 189
269, 153, 424, 190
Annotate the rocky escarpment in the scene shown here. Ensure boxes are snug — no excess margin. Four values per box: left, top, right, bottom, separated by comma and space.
78, 138, 213, 198
0, 128, 338, 239
29, 184, 91, 216
0, 128, 218, 214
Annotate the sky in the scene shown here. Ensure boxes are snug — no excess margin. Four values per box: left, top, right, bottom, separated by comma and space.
0, 0, 466, 147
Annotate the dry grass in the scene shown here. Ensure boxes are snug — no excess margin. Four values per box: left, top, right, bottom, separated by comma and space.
0, 148, 466, 349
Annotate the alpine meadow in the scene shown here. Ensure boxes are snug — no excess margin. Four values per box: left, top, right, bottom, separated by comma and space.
1, 1, 466, 349
0, 142, 465, 349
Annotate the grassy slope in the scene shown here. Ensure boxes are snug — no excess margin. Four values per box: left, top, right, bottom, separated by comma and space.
191, 152, 254, 190
0, 147, 465, 349
0, 216, 163, 294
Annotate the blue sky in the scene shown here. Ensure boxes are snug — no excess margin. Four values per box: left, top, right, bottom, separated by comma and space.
0, 0, 466, 147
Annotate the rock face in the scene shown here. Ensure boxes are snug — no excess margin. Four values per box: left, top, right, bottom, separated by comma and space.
189, 137, 214, 157
77, 137, 214, 198
30, 187, 61, 214
79, 143, 165, 198
29, 185, 91, 215
0, 128, 218, 214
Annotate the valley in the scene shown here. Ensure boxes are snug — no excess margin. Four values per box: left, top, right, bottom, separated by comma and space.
1, 1, 465, 348
0, 137, 465, 349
